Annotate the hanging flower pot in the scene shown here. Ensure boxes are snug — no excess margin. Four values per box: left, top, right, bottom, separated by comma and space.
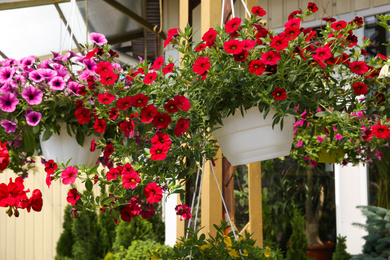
317, 148, 345, 163
39, 123, 100, 166
212, 107, 294, 166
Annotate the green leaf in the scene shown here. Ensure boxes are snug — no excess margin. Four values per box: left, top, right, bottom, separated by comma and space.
41, 129, 53, 142
101, 196, 115, 206
315, 111, 330, 117
85, 179, 93, 192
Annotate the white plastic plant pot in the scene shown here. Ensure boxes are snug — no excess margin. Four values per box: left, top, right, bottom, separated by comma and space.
39, 124, 101, 167
212, 107, 294, 166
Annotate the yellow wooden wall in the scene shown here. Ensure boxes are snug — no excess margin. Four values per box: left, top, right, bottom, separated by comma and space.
0, 159, 100, 260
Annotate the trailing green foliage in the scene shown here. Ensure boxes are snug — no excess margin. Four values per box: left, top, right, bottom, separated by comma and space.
353, 206, 390, 259
332, 235, 351, 260
113, 240, 172, 260
286, 209, 310, 260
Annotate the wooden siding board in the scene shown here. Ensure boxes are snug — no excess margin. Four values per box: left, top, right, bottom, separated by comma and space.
374, 0, 390, 7
335, 0, 352, 15
270, 0, 284, 28
353, 0, 371, 10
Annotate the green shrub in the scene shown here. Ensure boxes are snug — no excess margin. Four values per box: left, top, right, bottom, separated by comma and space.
286, 208, 310, 260
332, 235, 351, 260
113, 240, 172, 260
55, 205, 75, 260
112, 216, 159, 253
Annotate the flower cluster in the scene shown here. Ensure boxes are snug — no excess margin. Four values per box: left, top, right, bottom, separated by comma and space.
0, 32, 216, 220
165, 4, 390, 165
0, 177, 42, 217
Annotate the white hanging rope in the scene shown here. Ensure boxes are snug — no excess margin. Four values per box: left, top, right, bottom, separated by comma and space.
186, 154, 206, 239
221, 0, 226, 27
230, 0, 235, 18
209, 159, 244, 259
239, 0, 251, 17
68, 0, 76, 51
60, 0, 76, 54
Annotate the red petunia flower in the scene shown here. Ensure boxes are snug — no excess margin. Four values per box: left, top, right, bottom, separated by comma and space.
350, 61, 369, 75
323, 17, 336, 23
118, 119, 135, 137
313, 47, 332, 61
143, 71, 157, 84
352, 82, 368, 95
248, 60, 265, 75
104, 142, 114, 158
0, 141, 10, 171
272, 87, 287, 101
174, 118, 190, 136
152, 56, 164, 70
100, 70, 118, 85
140, 104, 158, 123
44, 159, 57, 175
307, 2, 318, 13
151, 132, 172, 148
141, 204, 155, 219
251, 6, 266, 16
288, 10, 302, 20
95, 61, 113, 75
195, 43, 207, 52
90, 138, 96, 152
122, 171, 141, 189
132, 93, 149, 108
353, 16, 363, 26
106, 167, 120, 181
261, 51, 281, 65
162, 63, 174, 75
331, 21, 347, 31
285, 18, 301, 29
372, 124, 390, 139
67, 188, 80, 206
193, 57, 210, 75
270, 34, 289, 51
143, 182, 163, 203
116, 96, 133, 110
150, 143, 169, 161
152, 112, 172, 129
234, 50, 249, 62
202, 28, 217, 46
93, 118, 106, 134
224, 39, 244, 54
27, 189, 43, 213
75, 107, 92, 124
109, 107, 119, 120
61, 166, 78, 185
164, 99, 179, 113
174, 95, 191, 111
175, 204, 192, 221
97, 93, 116, 104
225, 17, 241, 33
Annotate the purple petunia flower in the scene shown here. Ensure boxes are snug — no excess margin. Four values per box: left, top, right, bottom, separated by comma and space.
83, 58, 97, 71
0, 92, 19, 112
21, 85, 43, 105
1, 120, 17, 133
29, 70, 45, 83
25, 110, 42, 126
0, 67, 17, 83
49, 76, 66, 91
14, 74, 26, 86
51, 63, 69, 78
90, 32, 108, 46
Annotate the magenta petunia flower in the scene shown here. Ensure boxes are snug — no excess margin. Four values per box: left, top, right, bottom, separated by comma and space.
25, 110, 42, 126
19, 56, 36, 68
29, 70, 45, 83
14, 74, 26, 86
67, 81, 82, 95
49, 76, 66, 91
38, 68, 57, 81
61, 166, 78, 185
90, 32, 108, 45
1, 120, 17, 133
0, 92, 19, 112
21, 86, 43, 105
0, 67, 16, 83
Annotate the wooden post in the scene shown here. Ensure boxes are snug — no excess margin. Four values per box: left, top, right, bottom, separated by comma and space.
176, 0, 190, 240
248, 162, 263, 247
201, 149, 223, 237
